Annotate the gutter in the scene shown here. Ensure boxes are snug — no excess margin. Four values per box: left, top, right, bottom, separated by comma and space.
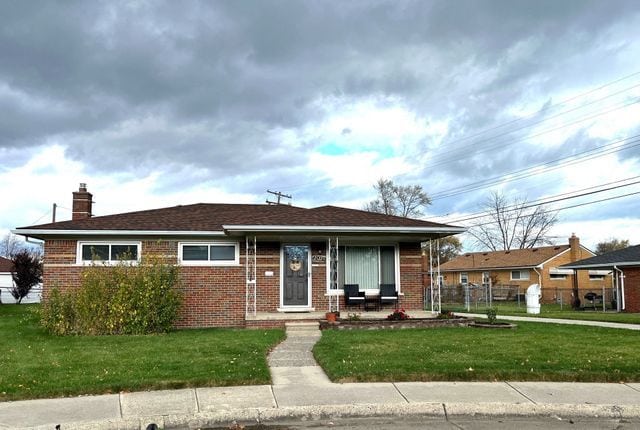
13, 225, 466, 238
12, 229, 227, 238
561, 261, 640, 269
222, 225, 466, 234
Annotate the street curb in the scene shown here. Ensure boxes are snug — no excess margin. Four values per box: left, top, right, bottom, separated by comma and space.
18, 402, 640, 430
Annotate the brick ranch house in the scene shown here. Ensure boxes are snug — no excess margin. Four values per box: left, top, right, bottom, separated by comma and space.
14, 184, 464, 328
438, 234, 613, 305
561, 244, 640, 312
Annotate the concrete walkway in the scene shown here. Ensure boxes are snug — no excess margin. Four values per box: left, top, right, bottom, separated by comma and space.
3, 321, 640, 429
455, 312, 640, 330
268, 322, 332, 386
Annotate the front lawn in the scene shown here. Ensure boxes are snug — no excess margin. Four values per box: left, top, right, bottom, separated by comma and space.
0, 305, 284, 401
313, 323, 640, 383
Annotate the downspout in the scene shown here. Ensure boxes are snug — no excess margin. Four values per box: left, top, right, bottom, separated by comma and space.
614, 266, 625, 310
533, 265, 543, 293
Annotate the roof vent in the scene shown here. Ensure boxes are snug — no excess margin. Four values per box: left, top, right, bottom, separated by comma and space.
532, 249, 538, 252
554, 246, 560, 250
482, 252, 488, 256
505, 251, 510, 254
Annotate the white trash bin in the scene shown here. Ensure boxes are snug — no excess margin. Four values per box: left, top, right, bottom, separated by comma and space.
526, 283, 541, 314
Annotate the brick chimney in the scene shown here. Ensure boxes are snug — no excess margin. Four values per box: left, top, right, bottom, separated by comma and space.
72, 183, 93, 220
569, 233, 580, 262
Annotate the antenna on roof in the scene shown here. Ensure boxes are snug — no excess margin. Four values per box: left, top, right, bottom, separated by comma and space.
266, 190, 292, 205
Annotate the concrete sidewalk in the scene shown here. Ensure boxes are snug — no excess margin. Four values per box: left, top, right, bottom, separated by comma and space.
455, 312, 640, 330
3, 321, 640, 429
2, 381, 640, 429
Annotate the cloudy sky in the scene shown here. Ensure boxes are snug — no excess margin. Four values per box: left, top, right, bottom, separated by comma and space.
1, 0, 640, 250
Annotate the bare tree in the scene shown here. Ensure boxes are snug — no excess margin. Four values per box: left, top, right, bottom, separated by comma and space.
0, 233, 26, 258
595, 238, 629, 255
364, 178, 431, 218
467, 191, 558, 251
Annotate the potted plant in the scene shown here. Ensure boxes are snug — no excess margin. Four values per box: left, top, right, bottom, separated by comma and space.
326, 311, 339, 322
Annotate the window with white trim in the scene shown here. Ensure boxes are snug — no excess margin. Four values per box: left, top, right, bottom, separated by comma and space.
78, 242, 140, 264
510, 270, 530, 280
460, 272, 469, 285
589, 274, 605, 281
179, 242, 239, 266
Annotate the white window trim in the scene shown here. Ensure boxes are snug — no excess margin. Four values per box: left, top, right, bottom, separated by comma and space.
76, 241, 141, 266
178, 241, 240, 266
510, 270, 530, 281
589, 274, 606, 281
325, 243, 400, 295
460, 272, 469, 285
549, 273, 567, 280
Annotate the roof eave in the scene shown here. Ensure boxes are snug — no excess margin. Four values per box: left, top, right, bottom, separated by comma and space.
561, 261, 640, 269
222, 224, 466, 235
12, 229, 227, 239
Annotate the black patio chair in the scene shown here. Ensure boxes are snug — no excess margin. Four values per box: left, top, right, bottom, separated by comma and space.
344, 284, 365, 307
379, 283, 399, 308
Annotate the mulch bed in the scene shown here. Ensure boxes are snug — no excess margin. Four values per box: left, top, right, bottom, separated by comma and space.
319, 317, 472, 330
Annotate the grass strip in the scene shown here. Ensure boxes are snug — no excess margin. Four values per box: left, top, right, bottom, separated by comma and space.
0, 305, 284, 401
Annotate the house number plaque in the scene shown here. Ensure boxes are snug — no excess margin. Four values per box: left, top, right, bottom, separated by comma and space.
312, 255, 326, 263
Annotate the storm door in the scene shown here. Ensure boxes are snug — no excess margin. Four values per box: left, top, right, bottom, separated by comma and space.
282, 245, 309, 306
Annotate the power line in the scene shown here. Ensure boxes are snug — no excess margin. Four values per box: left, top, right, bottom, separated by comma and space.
429, 134, 640, 200
457, 189, 640, 229
277, 72, 640, 198
428, 82, 640, 163
421, 98, 640, 170
266, 189, 292, 205
435, 70, 640, 149
444, 177, 640, 224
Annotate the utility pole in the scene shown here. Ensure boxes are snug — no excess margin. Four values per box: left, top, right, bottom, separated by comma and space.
266, 190, 292, 205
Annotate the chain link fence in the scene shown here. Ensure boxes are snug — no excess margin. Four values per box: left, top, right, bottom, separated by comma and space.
426, 284, 619, 313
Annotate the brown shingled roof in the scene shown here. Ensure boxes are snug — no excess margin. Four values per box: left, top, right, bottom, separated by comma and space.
439, 245, 571, 271
0, 256, 14, 273
16, 203, 460, 233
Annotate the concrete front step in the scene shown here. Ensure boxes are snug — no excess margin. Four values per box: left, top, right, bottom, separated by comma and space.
285, 322, 320, 331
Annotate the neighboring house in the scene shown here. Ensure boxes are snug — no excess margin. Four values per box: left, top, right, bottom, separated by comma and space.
561, 244, 640, 312
0, 256, 42, 304
0, 256, 13, 303
438, 234, 611, 304
13, 184, 464, 328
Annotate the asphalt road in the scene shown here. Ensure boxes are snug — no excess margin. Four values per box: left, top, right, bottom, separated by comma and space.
205, 416, 640, 430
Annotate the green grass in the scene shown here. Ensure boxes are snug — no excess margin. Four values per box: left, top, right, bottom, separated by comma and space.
0, 305, 284, 401
313, 323, 640, 383
445, 303, 640, 324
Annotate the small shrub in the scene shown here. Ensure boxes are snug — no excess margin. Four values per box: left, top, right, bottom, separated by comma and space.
436, 310, 455, 319
347, 312, 361, 321
486, 308, 498, 325
387, 308, 410, 321
40, 253, 181, 335
10, 250, 42, 304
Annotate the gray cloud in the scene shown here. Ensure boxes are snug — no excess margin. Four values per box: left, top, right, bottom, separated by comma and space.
1, 0, 639, 205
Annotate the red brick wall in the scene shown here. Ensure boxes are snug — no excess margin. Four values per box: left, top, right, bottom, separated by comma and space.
42, 238, 427, 328
623, 267, 640, 312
